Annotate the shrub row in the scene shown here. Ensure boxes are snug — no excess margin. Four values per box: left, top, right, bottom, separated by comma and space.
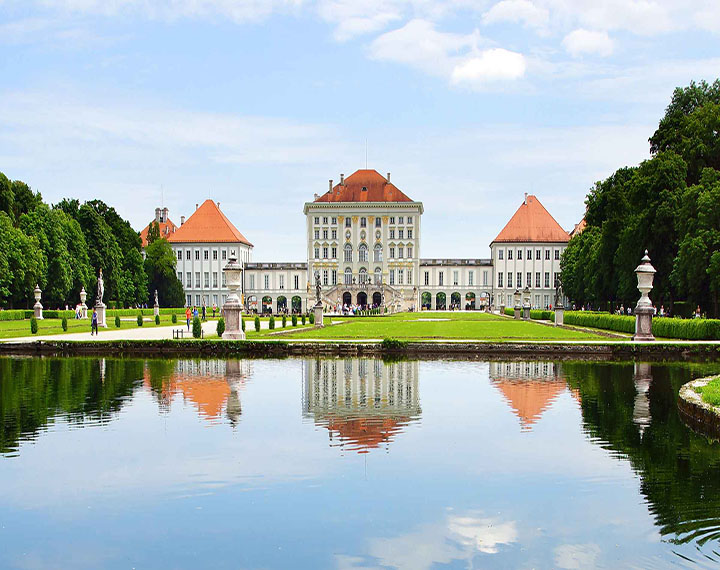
563, 311, 720, 340
503, 307, 554, 321
0, 310, 32, 321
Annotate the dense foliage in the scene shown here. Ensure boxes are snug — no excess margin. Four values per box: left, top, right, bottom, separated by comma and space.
143, 238, 185, 308
561, 80, 720, 316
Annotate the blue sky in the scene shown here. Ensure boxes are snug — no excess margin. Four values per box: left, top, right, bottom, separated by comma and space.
1, 1, 719, 260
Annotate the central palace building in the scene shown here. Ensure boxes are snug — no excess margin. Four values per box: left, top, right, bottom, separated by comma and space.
142, 168, 572, 312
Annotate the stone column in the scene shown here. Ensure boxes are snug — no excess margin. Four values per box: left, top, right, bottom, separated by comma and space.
33, 284, 43, 320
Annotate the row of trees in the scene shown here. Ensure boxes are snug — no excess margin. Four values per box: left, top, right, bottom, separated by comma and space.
561, 80, 720, 317
0, 172, 184, 308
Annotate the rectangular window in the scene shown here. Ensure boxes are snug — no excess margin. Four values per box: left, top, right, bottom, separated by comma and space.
468, 271, 474, 286
264, 275, 270, 289
323, 216, 328, 224
398, 247, 404, 258
323, 229, 328, 240
279, 275, 284, 289
222, 250, 227, 260
195, 272, 200, 288
498, 250, 504, 260
314, 247, 320, 259
360, 217, 367, 228
249, 275, 255, 289
186, 272, 191, 287
517, 250, 522, 260
187, 294, 191, 306
517, 272, 522, 288
545, 272, 550, 288
439, 272, 444, 286
177, 271, 182, 282
407, 246, 413, 258
332, 217, 337, 225
332, 270, 337, 285
399, 216, 404, 224
204, 250, 209, 261
555, 249, 560, 260
213, 250, 218, 260
407, 216, 413, 224
294, 275, 299, 290
389, 216, 395, 224
345, 218, 351, 228
213, 294, 218, 306
424, 271, 429, 286
331, 246, 337, 259
314, 229, 319, 239
498, 272, 503, 288
545, 249, 550, 260
453, 270, 459, 286
527, 272, 531, 288
390, 247, 395, 259
483, 270, 488, 286
195, 295, 200, 306
322, 270, 328, 286
177, 250, 182, 261
331, 229, 337, 240
344, 247, 352, 262
398, 269, 404, 285
399, 229, 404, 239
390, 229, 395, 239
535, 272, 541, 288
186, 250, 191, 260
407, 229, 413, 239
375, 218, 381, 227
389, 269, 395, 285
222, 272, 226, 287
536, 249, 541, 260
314, 217, 319, 224
407, 270, 412, 285
195, 250, 200, 261
527, 249, 532, 260
204, 272, 209, 287
213, 272, 218, 288
507, 272, 512, 288
323, 247, 328, 259
508, 250, 513, 260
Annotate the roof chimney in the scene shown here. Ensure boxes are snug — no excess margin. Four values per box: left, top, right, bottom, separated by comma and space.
314, 193, 319, 200
195, 203, 198, 210
524, 193, 528, 205
217, 202, 220, 209
161, 207, 168, 222
387, 172, 391, 182
340, 173, 344, 185
329, 179, 333, 192
154, 207, 161, 222
181, 215, 185, 225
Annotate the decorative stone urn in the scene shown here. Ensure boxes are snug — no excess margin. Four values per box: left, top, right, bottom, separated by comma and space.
632, 250, 656, 342
222, 256, 245, 340
33, 284, 43, 320
522, 286, 531, 320
79, 286, 88, 319
513, 289, 522, 320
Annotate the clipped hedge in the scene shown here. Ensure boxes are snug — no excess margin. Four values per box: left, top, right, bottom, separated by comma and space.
563, 311, 720, 340
530, 310, 554, 321
0, 310, 32, 321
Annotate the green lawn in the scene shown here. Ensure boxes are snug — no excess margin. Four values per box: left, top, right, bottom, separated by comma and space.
246, 311, 611, 341
697, 377, 720, 406
0, 315, 217, 339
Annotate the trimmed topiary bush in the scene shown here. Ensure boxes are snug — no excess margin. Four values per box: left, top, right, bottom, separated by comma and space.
241, 317, 245, 332
282, 315, 287, 328
115, 315, 121, 328
155, 314, 160, 325
192, 316, 202, 338
30, 317, 38, 334
171, 313, 177, 324
309, 312, 315, 324
61, 317, 68, 331
254, 316, 260, 332
269, 316, 275, 330
217, 317, 225, 337
301, 314, 306, 325
292, 314, 298, 327
137, 314, 144, 326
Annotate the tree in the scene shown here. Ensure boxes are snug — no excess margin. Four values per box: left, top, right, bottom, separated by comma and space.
0, 212, 42, 307
143, 238, 185, 307
146, 221, 160, 245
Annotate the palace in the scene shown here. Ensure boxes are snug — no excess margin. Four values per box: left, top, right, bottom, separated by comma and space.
140, 168, 572, 312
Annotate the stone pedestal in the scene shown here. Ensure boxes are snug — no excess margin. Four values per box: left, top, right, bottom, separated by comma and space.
554, 306, 564, 326
499, 304, 505, 315
314, 303, 324, 327
33, 284, 43, 320
632, 305, 655, 341
80, 286, 88, 319
222, 297, 245, 340
514, 304, 522, 319
154, 303, 160, 318
522, 304, 530, 320
95, 301, 107, 327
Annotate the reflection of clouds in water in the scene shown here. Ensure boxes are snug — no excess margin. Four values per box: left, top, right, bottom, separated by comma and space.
554, 543, 601, 569
342, 512, 517, 570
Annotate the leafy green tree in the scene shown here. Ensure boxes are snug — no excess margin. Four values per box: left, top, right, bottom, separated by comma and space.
146, 221, 160, 245
0, 212, 42, 307
143, 238, 185, 307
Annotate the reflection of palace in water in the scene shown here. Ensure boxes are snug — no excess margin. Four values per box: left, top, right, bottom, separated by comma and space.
303, 359, 421, 453
144, 359, 252, 424
489, 361, 580, 430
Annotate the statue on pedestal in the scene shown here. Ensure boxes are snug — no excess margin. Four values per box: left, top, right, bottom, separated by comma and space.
96, 269, 104, 306
314, 271, 322, 306
554, 276, 564, 308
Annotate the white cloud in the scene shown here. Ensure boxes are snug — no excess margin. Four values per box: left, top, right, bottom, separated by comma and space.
554, 543, 602, 569
452, 48, 526, 83
317, 0, 403, 40
482, 0, 550, 29
562, 28, 613, 57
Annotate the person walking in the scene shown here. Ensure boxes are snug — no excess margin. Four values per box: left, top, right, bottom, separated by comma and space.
91, 308, 98, 336
185, 306, 192, 331
202, 304, 206, 321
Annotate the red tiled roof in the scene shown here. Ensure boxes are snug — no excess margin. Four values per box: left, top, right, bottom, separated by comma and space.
492, 195, 570, 244
140, 219, 178, 248
315, 169, 413, 203
168, 199, 252, 246
494, 380, 567, 429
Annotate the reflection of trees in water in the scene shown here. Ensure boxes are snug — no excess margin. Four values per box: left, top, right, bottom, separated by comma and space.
0, 357, 143, 455
563, 362, 720, 553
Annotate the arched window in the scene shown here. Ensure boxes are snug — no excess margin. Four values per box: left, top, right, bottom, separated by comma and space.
358, 243, 368, 263
359, 268, 368, 284
374, 267, 382, 284
344, 267, 352, 285
374, 243, 383, 262
344, 243, 352, 262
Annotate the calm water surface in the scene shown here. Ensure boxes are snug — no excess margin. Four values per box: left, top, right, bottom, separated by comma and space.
2, 356, 720, 569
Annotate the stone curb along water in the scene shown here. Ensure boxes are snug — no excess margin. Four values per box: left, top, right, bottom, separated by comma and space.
0, 339, 720, 361
678, 377, 720, 440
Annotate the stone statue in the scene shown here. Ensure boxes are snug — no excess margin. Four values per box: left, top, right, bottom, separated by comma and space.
314, 271, 321, 304
154, 289, 159, 307
554, 276, 563, 306
96, 269, 104, 305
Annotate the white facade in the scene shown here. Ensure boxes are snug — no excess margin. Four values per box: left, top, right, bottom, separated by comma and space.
173, 242, 252, 308
419, 259, 493, 310
490, 242, 565, 309
243, 262, 308, 313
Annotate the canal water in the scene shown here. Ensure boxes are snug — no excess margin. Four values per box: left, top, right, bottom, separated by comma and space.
1, 357, 720, 569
